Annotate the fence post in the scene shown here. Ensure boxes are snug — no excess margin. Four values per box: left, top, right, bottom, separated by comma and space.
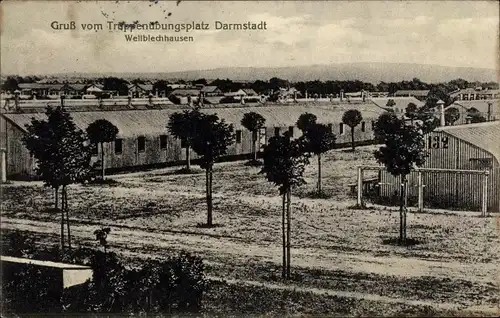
417, 170, 423, 212
357, 167, 363, 206
482, 171, 488, 217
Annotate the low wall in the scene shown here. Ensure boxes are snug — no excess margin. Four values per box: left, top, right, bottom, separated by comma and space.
1, 255, 92, 289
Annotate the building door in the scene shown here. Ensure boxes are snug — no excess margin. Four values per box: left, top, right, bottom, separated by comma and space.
259, 127, 267, 151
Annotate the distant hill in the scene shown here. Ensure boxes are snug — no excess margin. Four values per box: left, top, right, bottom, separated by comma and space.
50, 62, 499, 83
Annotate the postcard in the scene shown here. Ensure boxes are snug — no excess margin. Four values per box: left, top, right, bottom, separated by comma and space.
1, 1, 499, 316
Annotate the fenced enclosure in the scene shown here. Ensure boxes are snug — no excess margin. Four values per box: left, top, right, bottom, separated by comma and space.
355, 166, 496, 215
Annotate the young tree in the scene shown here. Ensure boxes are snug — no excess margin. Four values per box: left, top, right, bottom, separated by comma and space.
190, 113, 235, 227
296, 112, 318, 132
444, 107, 460, 126
101, 77, 129, 96
94, 227, 111, 254
86, 119, 119, 180
153, 80, 171, 96
342, 109, 363, 151
2, 76, 21, 92
261, 133, 310, 279
416, 104, 441, 133
300, 123, 336, 194
467, 108, 486, 123
22, 106, 93, 252
405, 102, 418, 125
386, 99, 396, 108
241, 112, 266, 163
167, 109, 203, 172
373, 112, 428, 245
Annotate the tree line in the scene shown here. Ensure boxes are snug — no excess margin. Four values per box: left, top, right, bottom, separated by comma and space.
4, 75, 498, 99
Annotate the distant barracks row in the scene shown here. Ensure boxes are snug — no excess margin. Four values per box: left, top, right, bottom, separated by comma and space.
0, 103, 384, 179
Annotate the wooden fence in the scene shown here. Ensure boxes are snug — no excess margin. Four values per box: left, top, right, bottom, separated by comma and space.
356, 166, 492, 216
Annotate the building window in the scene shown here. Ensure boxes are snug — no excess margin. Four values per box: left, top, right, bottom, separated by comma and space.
361, 122, 366, 132
288, 126, 294, 137
180, 138, 187, 148
159, 135, 167, 149
469, 158, 493, 170
236, 130, 242, 143
339, 123, 344, 135
91, 143, 98, 155
274, 127, 280, 136
138, 136, 145, 153
115, 139, 123, 154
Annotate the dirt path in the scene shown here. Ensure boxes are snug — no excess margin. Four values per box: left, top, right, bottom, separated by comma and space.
2, 217, 498, 299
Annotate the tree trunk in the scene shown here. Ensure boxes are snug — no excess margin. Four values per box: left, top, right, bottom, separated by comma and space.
186, 146, 191, 171
209, 166, 213, 224
351, 127, 355, 151
101, 142, 105, 180
282, 192, 286, 279
206, 166, 213, 226
57, 187, 64, 252
317, 154, 322, 194
286, 188, 291, 279
64, 186, 72, 250
399, 175, 406, 245
55, 188, 58, 211
403, 176, 408, 243
205, 167, 209, 224
252, 131, 257, 161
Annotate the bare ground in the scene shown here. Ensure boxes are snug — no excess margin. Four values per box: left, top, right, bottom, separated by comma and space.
1, 146, 499, 316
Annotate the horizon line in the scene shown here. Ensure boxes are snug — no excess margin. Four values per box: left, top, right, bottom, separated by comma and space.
3, 61, 498, 78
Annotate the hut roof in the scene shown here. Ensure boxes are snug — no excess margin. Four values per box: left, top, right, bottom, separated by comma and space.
18, 83, 65, 90
436, 120, 500, 163
204, 96, 224, 104
200, 86, 220, 93
2, 103, 385, 138
169, 89, 200, 96
448, 99, 499, 114
242, 88, 258, 96
394, 90, 430, 97
370, 97, 424, 111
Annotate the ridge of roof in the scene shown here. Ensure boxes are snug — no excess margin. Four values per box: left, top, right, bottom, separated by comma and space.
436, 121, 500, 164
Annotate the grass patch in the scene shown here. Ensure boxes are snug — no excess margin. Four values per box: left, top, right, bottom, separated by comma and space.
244, 160, 263, 167
347, 204, 369, 210
304, 191, 334, 199
382, 237, 424, 247
196, 223, 225, 229
176, 167, 202, 175
203, 279, 470, 316
86, 178, 120, 185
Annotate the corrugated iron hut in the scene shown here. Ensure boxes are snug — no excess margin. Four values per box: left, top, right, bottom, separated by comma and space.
444, 100, 499, 125
1, 102, 386, 179
378, 121, 500, 212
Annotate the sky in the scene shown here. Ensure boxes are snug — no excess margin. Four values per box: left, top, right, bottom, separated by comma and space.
1, 0, 499, 75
